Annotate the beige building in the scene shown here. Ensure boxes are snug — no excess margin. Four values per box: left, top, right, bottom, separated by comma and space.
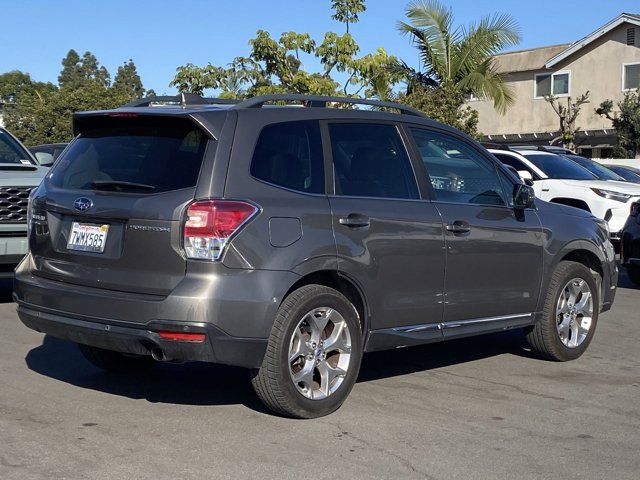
472, 13, 640, 157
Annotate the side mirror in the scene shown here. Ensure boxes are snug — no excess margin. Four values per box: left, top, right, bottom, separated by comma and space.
514, 184, 535, 209
517, 170, 534, 186
34, 152, 55, 167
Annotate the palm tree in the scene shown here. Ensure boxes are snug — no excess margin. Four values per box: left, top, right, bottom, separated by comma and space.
397, 0, 521, 113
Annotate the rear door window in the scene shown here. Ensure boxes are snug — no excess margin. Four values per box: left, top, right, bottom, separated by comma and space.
250, 121, 324, 194
50, 117, 209, 193
328, 123, 419, 199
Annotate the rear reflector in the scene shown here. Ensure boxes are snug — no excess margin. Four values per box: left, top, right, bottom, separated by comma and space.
184, 199, 258, 261
158, 331, 206, 342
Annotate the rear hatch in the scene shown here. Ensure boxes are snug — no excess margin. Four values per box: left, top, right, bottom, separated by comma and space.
30, 114, 215, 296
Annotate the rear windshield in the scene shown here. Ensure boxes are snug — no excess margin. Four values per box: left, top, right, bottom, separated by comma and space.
0, 130, 34, 164
50, 116, 209, 193
524, 153, 596, 180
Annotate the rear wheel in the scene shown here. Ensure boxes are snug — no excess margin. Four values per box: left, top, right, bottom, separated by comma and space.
78, 344, 154, 373
627, 267, 640, 287
251, 285, 363, 418
526, 261, 599, 361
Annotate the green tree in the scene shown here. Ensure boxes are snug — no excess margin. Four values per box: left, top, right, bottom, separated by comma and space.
395, 0, 520, 116
58, 49, 110, 88
331, 0, 367, 33
4, 50, 143, 146
596, 92, 640, 159
113, 60, 145, 100
171, 4, 397, 100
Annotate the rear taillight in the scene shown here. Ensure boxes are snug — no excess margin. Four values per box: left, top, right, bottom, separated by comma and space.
183, 200, 258, 261
631, 202, 640, 217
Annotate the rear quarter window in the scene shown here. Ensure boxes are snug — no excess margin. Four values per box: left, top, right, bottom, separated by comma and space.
50, 116, 210, 193
250, 121, 324, 194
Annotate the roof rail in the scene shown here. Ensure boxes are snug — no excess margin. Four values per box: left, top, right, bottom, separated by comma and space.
233, 94, 426, 117
124, 93, 240, 108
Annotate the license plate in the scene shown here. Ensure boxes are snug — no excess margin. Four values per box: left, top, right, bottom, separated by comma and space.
67, 222, 109, 253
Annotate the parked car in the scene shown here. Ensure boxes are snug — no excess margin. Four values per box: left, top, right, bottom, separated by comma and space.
15, 94, 617, 418
0, 128, 48, 277
621, 202, 640, 287
562, 154, 628, 182
604, 165, 640, 184
508, 145, 577, 155
29, 143, 68, 166
489, 148, 640, 242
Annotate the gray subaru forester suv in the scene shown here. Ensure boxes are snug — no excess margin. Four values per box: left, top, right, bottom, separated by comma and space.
15, 94, 617, 418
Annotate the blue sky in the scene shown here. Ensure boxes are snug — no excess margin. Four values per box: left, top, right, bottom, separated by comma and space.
1, 0, 638, 95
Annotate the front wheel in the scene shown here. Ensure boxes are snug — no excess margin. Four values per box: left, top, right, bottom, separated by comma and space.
251, 285, 363, 418
525, 261, 599, 361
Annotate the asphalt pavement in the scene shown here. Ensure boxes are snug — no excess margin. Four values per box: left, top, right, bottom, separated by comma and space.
1, 271, 639, 480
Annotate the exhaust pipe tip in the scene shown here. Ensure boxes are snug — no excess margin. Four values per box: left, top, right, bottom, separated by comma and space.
150, 347, 166, 362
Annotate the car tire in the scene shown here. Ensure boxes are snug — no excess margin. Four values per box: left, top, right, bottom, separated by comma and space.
78, 344, 154, 373
525, 261, 599, 361
251, 284, 363, 419
626, 267, 640, 287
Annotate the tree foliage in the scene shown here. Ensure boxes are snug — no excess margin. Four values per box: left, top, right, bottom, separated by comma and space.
113, 60, 145, 100
3, 51, 145, 146
596, 92, 640, 159
58, 49, 110, 89
391, 0, 520, 136
170, 3, 397, 100
331, 0, 367, 33
397, 84, 479, 137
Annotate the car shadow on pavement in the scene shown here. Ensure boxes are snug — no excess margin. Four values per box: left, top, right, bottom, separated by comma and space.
25, 329, 533, 412
0, 279, 14, 303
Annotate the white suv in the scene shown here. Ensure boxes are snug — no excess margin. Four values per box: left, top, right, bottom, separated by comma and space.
489, 148, 640, 239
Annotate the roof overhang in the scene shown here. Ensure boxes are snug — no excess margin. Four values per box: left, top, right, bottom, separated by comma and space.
545, 13, 640, 68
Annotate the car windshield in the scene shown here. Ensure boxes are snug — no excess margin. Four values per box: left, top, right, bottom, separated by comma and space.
523, 153, 596, 180
606, 166, 640, 182
564, 155, 626, 181
0, 130, 34, 164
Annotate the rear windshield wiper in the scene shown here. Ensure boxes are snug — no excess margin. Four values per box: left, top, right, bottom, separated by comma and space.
91, 180, 157, 191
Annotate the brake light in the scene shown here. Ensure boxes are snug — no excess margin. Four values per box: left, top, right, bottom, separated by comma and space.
631, 202, 640, 217
183, 200, 258, 261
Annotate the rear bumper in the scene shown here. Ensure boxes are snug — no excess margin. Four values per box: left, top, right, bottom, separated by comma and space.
16, 301, 267, 368
14, 254, 300, 368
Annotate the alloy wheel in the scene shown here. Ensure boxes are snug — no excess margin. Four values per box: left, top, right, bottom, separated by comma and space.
288, 307, 352, 400
555, 277, 593, 348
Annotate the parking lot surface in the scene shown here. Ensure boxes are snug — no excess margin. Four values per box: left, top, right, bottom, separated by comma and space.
1, 272, 639, 480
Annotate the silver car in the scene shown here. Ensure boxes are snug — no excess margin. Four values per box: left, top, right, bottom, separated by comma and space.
0, 128, 48, 277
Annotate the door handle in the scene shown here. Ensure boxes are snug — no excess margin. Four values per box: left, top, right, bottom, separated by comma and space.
339, 214, 370, 228
445, 221, 471, 234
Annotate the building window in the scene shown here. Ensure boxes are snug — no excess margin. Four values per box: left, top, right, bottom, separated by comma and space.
627, 27, 636, 46
623, 62, 640, 91
535, 71, 570, 98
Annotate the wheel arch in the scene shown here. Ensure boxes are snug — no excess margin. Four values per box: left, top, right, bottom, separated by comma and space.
282, 270, 370, 339
542, 241, 606, 312
549, 197, 591, 212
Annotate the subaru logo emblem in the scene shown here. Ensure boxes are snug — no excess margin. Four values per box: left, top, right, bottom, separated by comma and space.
74, 197, 93, 211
